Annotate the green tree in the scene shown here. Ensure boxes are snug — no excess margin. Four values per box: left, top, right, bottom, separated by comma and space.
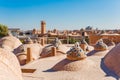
0, 24, 8, 37
69, 37, 80, 44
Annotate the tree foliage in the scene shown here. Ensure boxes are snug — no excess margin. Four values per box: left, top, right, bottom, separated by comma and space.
0, 24, 8, 37
69, 37, 80, 44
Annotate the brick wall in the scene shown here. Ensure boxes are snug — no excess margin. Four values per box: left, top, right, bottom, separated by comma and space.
89, 35, 120, 45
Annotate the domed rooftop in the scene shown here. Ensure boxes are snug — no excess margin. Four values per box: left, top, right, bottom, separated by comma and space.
94, 39, 108, 51
104, 43, 120, 76
14, 43, 43, 65
52, 42, 89, 71
40, 38, 69, 58
0, 35, 22, 51
0, 48, 23, 80
67, 42, 87, 61
52, 58, 94, 71
51, 38, 62, 49
79, 38, 92, 51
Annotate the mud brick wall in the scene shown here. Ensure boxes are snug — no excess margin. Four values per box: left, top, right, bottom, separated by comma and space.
89, 35, 120, 45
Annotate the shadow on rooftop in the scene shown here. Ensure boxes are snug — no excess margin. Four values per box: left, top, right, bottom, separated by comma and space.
43, 69, 57, 72
43, 58, 75, 72
87, 50, 99, 56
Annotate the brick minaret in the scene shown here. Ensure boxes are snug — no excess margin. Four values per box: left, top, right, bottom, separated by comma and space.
41, 21, 46, 35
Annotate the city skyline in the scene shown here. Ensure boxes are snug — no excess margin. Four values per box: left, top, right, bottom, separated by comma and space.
0, 0, 120, 30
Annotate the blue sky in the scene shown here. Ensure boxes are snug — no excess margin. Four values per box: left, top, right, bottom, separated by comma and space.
0, 0, 120, 30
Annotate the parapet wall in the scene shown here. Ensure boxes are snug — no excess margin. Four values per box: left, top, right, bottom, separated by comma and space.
89, 35, 120, 45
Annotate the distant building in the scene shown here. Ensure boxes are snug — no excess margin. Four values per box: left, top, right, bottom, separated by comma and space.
8, 28, 20, 37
